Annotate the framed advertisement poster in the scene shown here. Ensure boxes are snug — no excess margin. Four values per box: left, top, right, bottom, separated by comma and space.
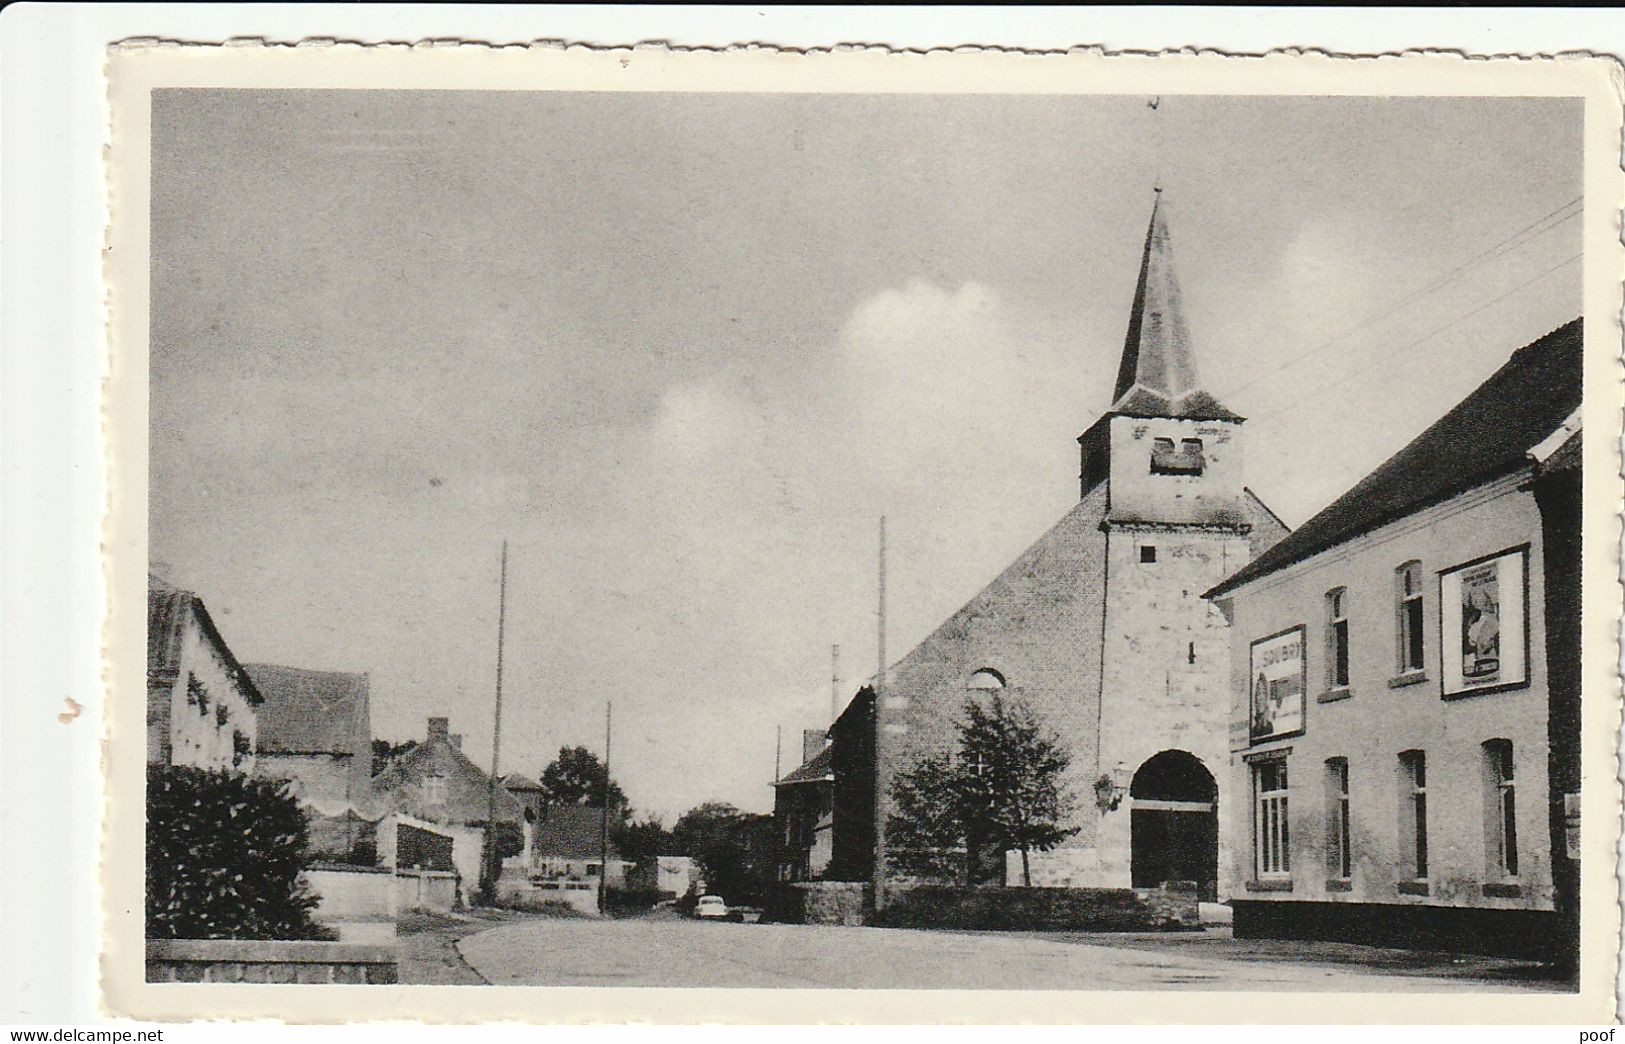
1249, 625, 1306, 742
1438, 545, 1530, 699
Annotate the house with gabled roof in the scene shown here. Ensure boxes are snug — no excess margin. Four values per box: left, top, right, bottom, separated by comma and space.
371, 716, 526, 890
244, 663, 378, 862
773, 729, 835, 881
531, 805, 633, 889
1205, 319, 1582, 963
147, 574, 262, 772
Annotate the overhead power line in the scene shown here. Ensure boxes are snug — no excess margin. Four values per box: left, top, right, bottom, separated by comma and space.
1249, 248, 1582, 426
1220, 195, 1582, 403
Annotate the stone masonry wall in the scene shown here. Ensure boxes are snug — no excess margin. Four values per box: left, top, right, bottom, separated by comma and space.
884, 486, 1112, 870
145, 939, 397, 984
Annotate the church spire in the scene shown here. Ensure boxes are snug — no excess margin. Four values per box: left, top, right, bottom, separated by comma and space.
1109, 192, 1240, 421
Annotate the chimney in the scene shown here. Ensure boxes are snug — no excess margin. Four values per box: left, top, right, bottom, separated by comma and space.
802, 728, 827, 765
427, 717, 450, 744
450, 733, 463, 751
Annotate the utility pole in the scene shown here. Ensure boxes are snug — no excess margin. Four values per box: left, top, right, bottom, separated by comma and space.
599, 701, 612, 915
872, 516, 888, 913
480, 540, 509, 905
830, 644, 841, 727
774, 724, 782, 781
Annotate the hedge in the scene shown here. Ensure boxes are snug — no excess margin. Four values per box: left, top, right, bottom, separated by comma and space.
146, 764, 331, 940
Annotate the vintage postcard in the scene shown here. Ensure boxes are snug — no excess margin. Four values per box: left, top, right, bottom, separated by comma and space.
102, 42, 1624, 1023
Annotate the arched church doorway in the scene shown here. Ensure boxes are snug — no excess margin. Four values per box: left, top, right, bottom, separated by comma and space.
1129, 750, 1217, 900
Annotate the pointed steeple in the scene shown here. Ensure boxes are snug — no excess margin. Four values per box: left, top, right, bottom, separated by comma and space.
1109, 192, 1240, 421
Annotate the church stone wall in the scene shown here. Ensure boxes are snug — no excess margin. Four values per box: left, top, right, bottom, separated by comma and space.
1093, 524, 1251, 892
1107, 415, 1248, 529
883, 486, 1112, 868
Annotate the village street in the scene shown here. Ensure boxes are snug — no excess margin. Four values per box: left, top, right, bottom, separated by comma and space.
444, 912, 1566, 992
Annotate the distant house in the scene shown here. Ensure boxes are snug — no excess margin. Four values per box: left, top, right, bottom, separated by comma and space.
532, 806, 632, 889
772, 729, 835, 882
628, 855, 701, 898
371, 716, 526, 890
501, 772, 545, 822
147, 574, 261, 772
244, 663, 377, 862
500, 772, 546, 869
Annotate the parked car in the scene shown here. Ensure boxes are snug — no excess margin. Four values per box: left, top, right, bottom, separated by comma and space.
695, 895, 728, 919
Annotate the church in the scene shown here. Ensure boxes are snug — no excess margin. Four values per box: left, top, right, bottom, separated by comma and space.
829, 193, 1289, 896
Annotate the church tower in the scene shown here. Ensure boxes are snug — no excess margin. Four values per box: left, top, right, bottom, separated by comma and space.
855, 191, 1286, 898
1082, 192, 1269, 896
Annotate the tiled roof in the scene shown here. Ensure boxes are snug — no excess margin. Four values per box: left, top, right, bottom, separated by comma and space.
501, 772, 544, 793
773, 744, 833, 787
1109, 193, 1241, 422
534, 805, 622, 861
147, 575, 263, 704
1208, 319, 1582, 598
243, 663, 369, 756
371, 731, 525, 826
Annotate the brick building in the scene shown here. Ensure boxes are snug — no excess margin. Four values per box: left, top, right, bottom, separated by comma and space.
772, 729, 836, 882
862, 195, 1287, 893
1205, 320, 1581, 962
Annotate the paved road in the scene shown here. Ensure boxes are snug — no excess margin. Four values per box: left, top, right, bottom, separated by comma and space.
457, 914, 1564, 992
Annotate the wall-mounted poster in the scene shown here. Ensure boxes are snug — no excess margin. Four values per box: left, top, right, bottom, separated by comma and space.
1249, 625, 1306, 742
1439, 546, 1530, 698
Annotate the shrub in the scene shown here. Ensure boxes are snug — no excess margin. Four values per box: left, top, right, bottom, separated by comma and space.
146, 764, 331, 940
605, 887, 674, 915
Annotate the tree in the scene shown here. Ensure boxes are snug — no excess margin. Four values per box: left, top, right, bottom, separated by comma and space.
146, 764, 331, 940
370, 738, 417, 778
885, 753, 965, 879
538, 745, 629, 819
614, 814, 672, 865
884, 695, 1078, 887
955, 694, 1078, 886
671, 802, 775, 904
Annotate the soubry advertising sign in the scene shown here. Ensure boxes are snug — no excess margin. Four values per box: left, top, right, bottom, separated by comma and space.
1249, 625, 1306, 742
1439, 546, 1530, 699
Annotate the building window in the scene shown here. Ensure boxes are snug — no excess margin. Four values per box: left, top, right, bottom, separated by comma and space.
1140, 544, 1158, 563
1325, 758, 1351, 880
1151, 436, 1205, 476
1484, 740, 1519, 878
1396, 562, 1424, 673
423, 775, 448, 805
586, 863, 601, 876
1399, 750, 1428, 879
1254, 759, 1290, 878
1326, 588, 1350, 690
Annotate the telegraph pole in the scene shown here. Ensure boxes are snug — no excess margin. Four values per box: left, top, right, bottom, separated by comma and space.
830, 644, 841, 726
480, 540, 509, 904
599, 701, 612, 914
775, 724, 782, 781
872, 516, 888, 913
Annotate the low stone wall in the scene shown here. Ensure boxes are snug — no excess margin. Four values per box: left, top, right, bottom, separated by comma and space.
306, 863, 397, 942
873, 884, 1199, 932
767, 882, 871, 925
146, 938, 398, 983
395, 868, 458, 914
498, 877, 601, 916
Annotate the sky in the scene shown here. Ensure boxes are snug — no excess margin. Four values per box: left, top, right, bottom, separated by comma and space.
149, 90, 1581, 820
